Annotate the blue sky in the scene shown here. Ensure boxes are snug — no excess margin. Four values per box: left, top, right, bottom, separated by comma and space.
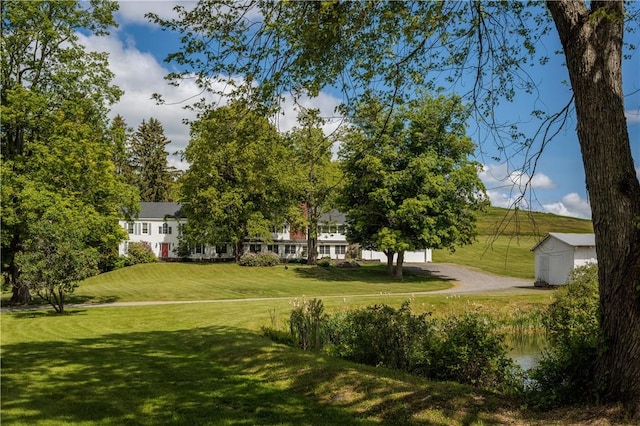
81, 1, 640, 219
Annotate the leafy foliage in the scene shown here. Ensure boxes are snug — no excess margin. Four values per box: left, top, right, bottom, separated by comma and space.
124, 242, 158, 266
286, 109, 341, 265
1, 0, 137, 303
15, 192, 100, 313
238, 252, 280, 267
179, 101, 298, 261
338, 94, 487, 278
289, 298, 327, 351
130, 118, 177, 202
284, 299, 520, 391
527, 264, 602, 408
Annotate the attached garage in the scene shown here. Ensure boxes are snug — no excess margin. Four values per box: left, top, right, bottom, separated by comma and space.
531, 233, 596, 286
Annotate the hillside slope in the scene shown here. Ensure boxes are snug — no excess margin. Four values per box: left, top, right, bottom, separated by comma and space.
433, 207, 593, 279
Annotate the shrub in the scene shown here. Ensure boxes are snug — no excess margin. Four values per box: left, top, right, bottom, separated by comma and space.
327, 302, 434, 371
527, 264, 601, 408
239, 252, 280, 266
317, 257, 333, 267
126, 241, 157, 265
424, 313, 521, 391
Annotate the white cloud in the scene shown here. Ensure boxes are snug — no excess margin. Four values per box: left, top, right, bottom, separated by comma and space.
115, 1, 194, 26
543, 192, 591, 219
78, 32, 203, 167
479, 163, 556, 192
625, 109, 640, 124
79, 29, 345, 170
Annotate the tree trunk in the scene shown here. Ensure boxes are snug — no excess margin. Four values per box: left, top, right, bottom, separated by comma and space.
385, 250, 395, 276
395, 251, 405, 280
548, 0, 640, 417
10, 281, 32, 305
9, 233, 32, 304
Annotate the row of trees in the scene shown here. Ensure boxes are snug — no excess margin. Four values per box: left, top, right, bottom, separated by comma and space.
177, 96, 485, 276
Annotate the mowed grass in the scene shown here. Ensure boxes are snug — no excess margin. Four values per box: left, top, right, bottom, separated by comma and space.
2, 294, 625, 425
68, 262, 453, 304
2, 260, 626, 425
433, 207, 593, 278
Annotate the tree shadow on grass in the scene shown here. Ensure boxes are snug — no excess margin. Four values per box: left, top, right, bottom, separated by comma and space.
292, 264, 453, 287
2, 315, 603, 425
0, 324, 374, 425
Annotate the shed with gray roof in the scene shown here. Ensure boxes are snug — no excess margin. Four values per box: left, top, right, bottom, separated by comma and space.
531, 233, 597, 286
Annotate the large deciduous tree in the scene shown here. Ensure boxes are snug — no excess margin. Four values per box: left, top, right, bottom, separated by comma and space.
1, 0, 136, 303
179, 101, 298, 261
339, 94, 486, 278
151, 0, 640, 414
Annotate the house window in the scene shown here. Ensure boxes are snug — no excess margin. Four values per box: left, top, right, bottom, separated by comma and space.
159, 223, 172, 234
177, 223, 185, 236
142, 222, 149, 235
337, 225, 345, 234
193, 245, 205, 254
319, 245, 330, 255
267, 245, 279, 254
216, 245, 227, 254
249, 244, 261, 253
127, 222, 134, 234
335, 245, 346, 255
285, 245, 297, 255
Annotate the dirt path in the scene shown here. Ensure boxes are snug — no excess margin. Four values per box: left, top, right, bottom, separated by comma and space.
1, 263, 535, 312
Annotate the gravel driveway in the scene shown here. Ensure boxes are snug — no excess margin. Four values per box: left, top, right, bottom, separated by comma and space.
408, 263, 534, 294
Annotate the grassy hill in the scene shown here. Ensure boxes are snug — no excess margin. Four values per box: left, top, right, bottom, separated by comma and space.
433, 207, 593, 279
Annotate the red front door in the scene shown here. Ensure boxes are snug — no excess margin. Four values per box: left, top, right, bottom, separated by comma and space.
160, 243, 169, 258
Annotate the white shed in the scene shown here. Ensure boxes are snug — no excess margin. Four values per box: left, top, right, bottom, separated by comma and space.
531, 233, 596, 286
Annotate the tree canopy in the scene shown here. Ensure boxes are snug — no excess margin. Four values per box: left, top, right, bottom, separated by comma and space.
179, 101, 298, 260
1, 0, 137, 305
339, 94, 486, 278
130, 118, 178, 202
286, 108, 341, 264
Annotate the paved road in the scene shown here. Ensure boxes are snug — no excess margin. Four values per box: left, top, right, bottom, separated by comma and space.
1, 263, 535, 312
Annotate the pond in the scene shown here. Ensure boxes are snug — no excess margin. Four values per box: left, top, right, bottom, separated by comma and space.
506, 333, 547, 371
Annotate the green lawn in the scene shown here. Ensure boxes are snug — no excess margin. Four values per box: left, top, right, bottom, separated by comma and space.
433, 207, 593, 279
1, 209, 607, 425
68, 262, 453, 304
2, 261, 625, 425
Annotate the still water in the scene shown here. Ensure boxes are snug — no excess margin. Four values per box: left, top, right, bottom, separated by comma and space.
506, 334, 547, 371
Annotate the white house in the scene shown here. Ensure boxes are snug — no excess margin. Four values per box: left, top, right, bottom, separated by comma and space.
118, 202, 185, 259
119, 203, 432, 263
531, 232, 597, 286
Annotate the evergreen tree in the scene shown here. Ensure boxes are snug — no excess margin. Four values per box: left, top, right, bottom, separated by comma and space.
130, 118, 176, 202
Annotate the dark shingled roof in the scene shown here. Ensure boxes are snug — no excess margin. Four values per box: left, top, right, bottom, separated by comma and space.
138, 202, 184, 219
319, 209, 347, 223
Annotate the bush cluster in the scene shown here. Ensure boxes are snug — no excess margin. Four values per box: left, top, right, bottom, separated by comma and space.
317, 257, 334, 267
527, 264, 601, 408
118, 242, 157, 267
283, 299, 521, 391
238, 251, 280, 266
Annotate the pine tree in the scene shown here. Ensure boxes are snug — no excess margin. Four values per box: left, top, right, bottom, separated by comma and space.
130, 118, 176, 202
